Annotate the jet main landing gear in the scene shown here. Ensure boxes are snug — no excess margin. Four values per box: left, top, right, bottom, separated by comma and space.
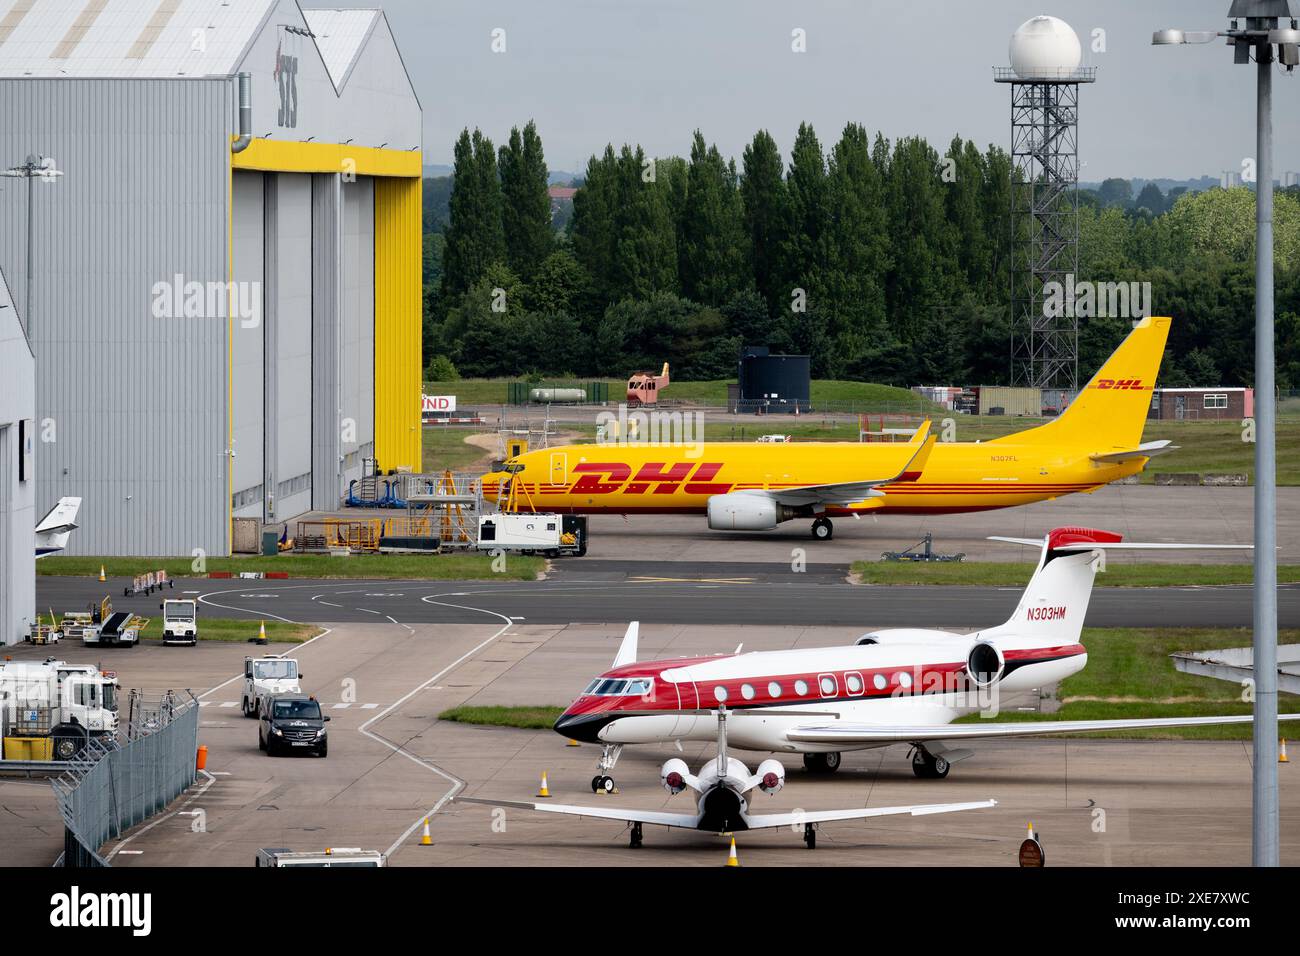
811, 517, 833, 541
911, 746, 950, 779
802, 751, 842, 774
629, 821, 643, 848
803, 822, 817, 849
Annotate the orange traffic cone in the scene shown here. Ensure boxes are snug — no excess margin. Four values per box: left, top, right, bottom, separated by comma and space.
537, 771, 551, 798
1027, 821, 1035, 840
566, 738, 580, 747
98, 565, 106, 583
725, 837, 740, 867
255, 621, 268, 645
1281, 739, 1290, 764
420, 817, 433, 846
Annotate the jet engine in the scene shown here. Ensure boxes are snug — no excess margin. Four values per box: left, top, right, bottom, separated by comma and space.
755, 758, 786, 794
661, 758, 690, 794
706, 493, 797, 531
966, 641, 1005, 687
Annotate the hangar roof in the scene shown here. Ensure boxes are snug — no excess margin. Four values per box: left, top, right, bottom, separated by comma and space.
0, 0, 384, 85
300, 7, 377, 90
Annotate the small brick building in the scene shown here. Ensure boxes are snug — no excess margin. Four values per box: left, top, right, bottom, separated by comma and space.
1148, 388, 1253, 421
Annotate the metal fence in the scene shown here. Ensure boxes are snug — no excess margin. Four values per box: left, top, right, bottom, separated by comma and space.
51, 690, 199, 867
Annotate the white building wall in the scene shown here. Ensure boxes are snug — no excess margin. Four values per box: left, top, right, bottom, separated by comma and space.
0, 270, 36, 646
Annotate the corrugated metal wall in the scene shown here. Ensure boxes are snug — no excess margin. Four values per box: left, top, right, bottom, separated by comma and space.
373, 176, 421, 472
265, 173, 313, 520
231, 170, 265, 519
0, 79, 229, 556
341, 176, 375, 491
311, 173, 342, 510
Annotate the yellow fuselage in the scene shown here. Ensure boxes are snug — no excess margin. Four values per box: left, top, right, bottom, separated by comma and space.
482, 440, 1143, 516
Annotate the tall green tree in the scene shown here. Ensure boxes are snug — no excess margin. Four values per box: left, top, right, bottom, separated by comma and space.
498, 121, 554, 280
821, 122, 890, 377
679, 131, 748, 307
781, 123, 830, 322
740, 130, 787, 315
440, 129, 505, 305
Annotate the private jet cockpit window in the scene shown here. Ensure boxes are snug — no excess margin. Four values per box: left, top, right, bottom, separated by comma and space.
582, 677, 654, 697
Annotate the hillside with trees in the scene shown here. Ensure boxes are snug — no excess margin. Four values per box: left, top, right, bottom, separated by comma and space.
422, 121, 1300, 390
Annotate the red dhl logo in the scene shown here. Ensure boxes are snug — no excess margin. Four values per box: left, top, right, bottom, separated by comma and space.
569, 462, 732, 496
1094, 378, 1149, 390
1026, 606, 1067, 621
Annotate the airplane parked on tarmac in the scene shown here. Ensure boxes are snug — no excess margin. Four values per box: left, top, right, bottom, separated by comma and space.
34, 496, 81, 558
460, 707, 997, 849
554, 526, 1298, 793
485, 317, 1176, 540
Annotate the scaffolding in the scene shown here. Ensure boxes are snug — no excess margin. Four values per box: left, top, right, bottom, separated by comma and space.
995, 66, 1096, 391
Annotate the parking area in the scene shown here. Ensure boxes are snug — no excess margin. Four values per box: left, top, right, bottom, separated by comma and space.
3, 620, 1295, 867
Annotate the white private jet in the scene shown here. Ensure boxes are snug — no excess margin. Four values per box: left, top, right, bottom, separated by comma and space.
35, 497, 81, 558
555, 526, 1298, 793
459, 707, 996, 849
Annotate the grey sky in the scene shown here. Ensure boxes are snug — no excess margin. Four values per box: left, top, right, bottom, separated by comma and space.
356, 0, 1299, 181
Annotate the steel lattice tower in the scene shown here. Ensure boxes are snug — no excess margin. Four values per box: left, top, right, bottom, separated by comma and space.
995, 66, 1095, 390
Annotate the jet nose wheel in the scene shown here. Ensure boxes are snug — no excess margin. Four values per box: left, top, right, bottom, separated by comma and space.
811, 517, 833, 541
592, 775, 616, 794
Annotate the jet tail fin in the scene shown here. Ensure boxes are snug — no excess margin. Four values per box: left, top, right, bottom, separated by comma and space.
612, 621, 639, 668
999, 316, 1171, 453
35, 496, 81, 558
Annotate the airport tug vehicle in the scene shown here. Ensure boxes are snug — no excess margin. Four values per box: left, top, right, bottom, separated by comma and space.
160, 599, 198, 646
241, 656, 301, 718
555, 527, 1298, 793
460, 707, 995, 849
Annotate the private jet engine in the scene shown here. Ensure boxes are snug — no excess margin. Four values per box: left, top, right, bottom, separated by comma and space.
706, 493, 798, 531
965, 641, 1005, 687
661, 758, 690, 794
755, 758, 786, 794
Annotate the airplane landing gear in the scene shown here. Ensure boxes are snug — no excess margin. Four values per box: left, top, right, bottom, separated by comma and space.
591, 744, 623, 793
911, 747, 950, 779
629, 821, 643, 848
803, 751, 842, 774
811, 517, 834, 541
803, 822, 817, 849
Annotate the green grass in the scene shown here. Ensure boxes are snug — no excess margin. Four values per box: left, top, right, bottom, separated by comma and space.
438, 705, 564, 730
956, 627, 1300, 739
851, 561, 1297, 587
422, 378, 942, 413
36, 553, 545, 581
1136, 420, 1300, 485
422, 425, 495, 473
127, 617, 319, 644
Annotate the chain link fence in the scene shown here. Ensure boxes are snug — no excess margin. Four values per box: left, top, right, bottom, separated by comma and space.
51, 690, 199, 867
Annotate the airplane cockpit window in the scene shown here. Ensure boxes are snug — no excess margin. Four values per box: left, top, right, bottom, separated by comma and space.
625, 678, 652, 696
586, 677, 654, 696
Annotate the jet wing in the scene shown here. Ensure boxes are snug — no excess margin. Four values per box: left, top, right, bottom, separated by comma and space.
457, 796, 701, 830
743, 799, 996, 830
757, 422, 936, 508
1090, 440, 1178, 464
786, 713, 1300, 744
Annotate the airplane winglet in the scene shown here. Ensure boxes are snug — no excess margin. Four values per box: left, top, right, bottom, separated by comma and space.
612, 621, 639, 668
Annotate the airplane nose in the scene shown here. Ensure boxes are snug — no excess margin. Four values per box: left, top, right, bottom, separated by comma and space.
553, 711, 604, 744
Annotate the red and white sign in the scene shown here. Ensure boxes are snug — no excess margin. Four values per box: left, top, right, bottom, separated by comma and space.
422, 394, 456, 414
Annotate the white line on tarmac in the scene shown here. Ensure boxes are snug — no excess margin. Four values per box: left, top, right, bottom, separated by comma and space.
362, 595, 516, 859
103, 769, 218, 862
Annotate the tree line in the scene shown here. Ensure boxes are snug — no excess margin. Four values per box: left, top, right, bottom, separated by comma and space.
423, 121, 1300, 390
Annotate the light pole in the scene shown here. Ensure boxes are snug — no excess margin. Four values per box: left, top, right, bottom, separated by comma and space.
1154, 1, 1299, 868
1, 153, 63, 338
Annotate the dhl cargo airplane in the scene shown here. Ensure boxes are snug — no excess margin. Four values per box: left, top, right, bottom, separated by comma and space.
484, 316, 1175, 539
555, 527, 1297, 794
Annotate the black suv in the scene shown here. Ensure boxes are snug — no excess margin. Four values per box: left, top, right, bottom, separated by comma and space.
259, 694, 330, 757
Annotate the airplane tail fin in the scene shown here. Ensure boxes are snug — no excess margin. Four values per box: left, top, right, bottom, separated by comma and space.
1000, 316, 1171, 453
612, 621, 639, 668
982, 526, 1251, 645
35, 496, 81, 558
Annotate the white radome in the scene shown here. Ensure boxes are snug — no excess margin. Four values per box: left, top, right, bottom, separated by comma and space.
1009, 15, 1082, 78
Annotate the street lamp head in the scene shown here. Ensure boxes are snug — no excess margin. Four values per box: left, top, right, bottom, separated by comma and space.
1152, 28, 1186, 45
